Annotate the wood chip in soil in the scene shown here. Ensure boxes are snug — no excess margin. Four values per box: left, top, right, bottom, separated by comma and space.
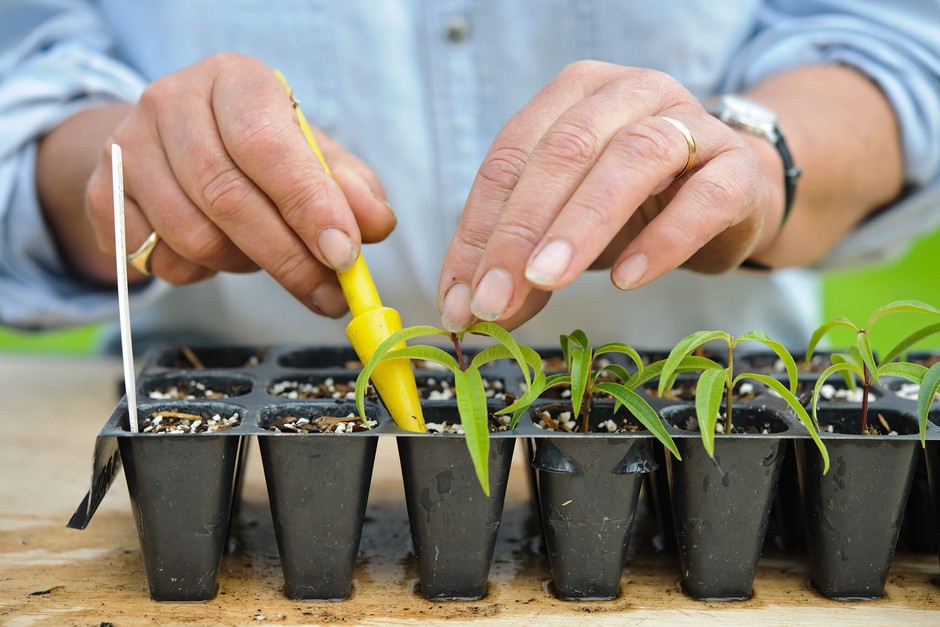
140, 410, 240, 434
265, 415, 376, 433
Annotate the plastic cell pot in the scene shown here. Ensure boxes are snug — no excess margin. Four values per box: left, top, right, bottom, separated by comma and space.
258, 403, 379, 600
665, 405, 789, 601
796, 407, 921, 600
397, 404, 516, 601
530, 404, 658, 601
118, 402, 244, 601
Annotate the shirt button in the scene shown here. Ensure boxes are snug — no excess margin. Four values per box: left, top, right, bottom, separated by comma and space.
444, 16, 470, 43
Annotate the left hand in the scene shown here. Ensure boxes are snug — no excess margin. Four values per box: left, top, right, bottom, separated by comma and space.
437, 60, 784, 331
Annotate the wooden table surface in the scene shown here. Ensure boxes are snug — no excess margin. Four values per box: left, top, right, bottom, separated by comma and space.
1, 354, 938, 626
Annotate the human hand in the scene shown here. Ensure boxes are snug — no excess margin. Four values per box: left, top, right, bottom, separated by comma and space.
78, 54, 394, 317
438, 61, 785, 331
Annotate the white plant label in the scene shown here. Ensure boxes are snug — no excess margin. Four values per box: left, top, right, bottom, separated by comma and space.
112, 144, 139, 433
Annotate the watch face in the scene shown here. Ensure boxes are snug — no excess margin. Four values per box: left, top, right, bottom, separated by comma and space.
722, 94, 777, 130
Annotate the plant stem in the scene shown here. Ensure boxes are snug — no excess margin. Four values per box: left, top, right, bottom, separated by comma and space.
726, 342, 734, 434
860, 362, 871, 434
582, 386, 592, 433
450, 333, 467, 372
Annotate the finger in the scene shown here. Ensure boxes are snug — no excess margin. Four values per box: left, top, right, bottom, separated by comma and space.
83, 146, 210, 284
499, 290, 553, 331
211, 62, 361, 271
609, 151, 765, 290
314, 131, 397, 243
152, 72, 344, 314
123, 118, 259, 275
332, 166, 396, 243
524, 113, 724, 290
466, 73, 683, 322
122, 194, 214, 285
439, 62, 620, 329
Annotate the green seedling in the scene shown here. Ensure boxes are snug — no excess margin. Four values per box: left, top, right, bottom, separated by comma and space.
660, 329, 829, 472
355, 322, 542, 496
523, 329, 681, 460
807, 299, 940, 444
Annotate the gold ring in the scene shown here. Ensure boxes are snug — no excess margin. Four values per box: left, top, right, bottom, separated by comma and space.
127, 230, 159, 276
661, 116, 696, 179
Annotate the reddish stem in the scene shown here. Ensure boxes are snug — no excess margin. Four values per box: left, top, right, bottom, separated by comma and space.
860, 362, 871, 434
450, 333, 467, 372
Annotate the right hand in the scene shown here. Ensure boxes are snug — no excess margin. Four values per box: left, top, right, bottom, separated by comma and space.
79, 53, 395, 317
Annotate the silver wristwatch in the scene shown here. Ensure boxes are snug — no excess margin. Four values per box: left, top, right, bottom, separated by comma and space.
706, 94, 801, 223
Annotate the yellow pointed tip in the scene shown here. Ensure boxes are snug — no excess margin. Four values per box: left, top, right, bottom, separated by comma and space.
347, 307, 425, 432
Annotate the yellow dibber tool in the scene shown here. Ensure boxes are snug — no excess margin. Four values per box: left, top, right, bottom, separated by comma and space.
275, 71, 425, 432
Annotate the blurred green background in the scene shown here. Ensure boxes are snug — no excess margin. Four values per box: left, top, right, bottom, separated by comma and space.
2, 227, 939, 354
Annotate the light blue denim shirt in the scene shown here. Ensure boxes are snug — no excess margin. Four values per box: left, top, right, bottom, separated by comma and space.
1, 0, 939, 348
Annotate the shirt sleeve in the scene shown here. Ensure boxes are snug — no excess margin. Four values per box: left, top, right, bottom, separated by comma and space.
0, 0, 165, 330
721, 0, 940, 270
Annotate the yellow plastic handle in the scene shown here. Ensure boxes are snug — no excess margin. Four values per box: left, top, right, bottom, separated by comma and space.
275, 70, 425, 432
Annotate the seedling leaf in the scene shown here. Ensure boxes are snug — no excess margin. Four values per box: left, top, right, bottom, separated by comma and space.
593, 363, 632, 386
740, 373, 830, 473
659, 330, 730, 397
469, 343, 510, 370
569, 345, 591, 423
631, 356, 722, 390
918, 363, 940, 447
882, 322, 940, 364
467, 321, 532, 387
867, 299, 940, 329
876, 361, 927, 383
569, 329, 590, 351
855, 332, 879, 384
737, 330, 799, 394
832, 351, 862, 390
806, 317, 857, 359
811, 362, 863, 426
595, 382, 681, 460
595, 343, 644, 374
454, 367, 490, 495
695, 367, 728, 458
498, 369, 547, 427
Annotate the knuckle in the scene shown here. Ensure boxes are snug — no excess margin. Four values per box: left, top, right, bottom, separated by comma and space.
538, 122, 601, 169
198, 160, 253, 220
268, 249, 310, 287
454, 222, 490, 255
476, 146, 528, 196
567, 198, 615, 232
228, 114, 292, 163
277, 178, 331, 224
179, 224, 233, 266
207, 51, 251, 71
493, 218, 543, 250
689, 174, 743, 228
614, 121, 676, 167
558, 59, 606, 81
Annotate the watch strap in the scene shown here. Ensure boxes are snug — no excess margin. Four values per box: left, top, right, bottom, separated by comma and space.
774, 132, 801, 228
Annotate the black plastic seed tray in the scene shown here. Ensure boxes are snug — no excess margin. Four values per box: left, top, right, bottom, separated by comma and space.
68, 343, 940, 603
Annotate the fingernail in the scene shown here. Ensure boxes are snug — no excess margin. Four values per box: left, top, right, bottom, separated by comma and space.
374, 194, 398, 228
525, 239, 572, 286
612, 253, 648, 289
373, 193, 396, 215
312, 282, 349, 318
440, 283, 473, 332
318, 228, 357, 271
471, 268, 513, 321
